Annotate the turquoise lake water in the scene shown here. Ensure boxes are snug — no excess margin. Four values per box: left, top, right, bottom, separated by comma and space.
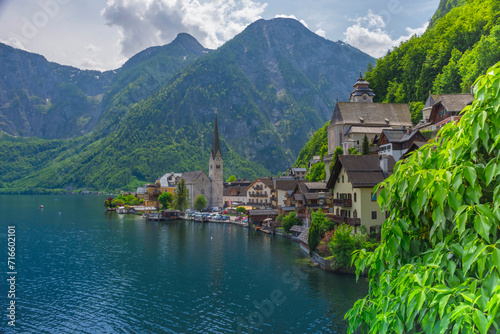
0, 195, 368, 333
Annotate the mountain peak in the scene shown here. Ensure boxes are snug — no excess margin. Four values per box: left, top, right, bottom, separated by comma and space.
171, 33, 207, 50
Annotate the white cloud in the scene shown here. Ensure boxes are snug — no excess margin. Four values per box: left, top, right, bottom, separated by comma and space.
274, 14, 309, 28
315, 28, 326, 38
102, 0, 267, 58
343, 10, 428, 58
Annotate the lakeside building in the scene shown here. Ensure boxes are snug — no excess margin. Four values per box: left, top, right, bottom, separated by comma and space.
180, 112, 224, 209
246, 177, 274, 207
377, 129, 427, 161
223, 180, 251, 207
324, 74, 412, 178
284, 181, 330, 227
420, 93, 474, 128
326, 155, 395, 233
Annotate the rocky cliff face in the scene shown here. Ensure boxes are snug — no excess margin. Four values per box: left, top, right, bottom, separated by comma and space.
0, 33, 210, 139
0, 43, 115, 138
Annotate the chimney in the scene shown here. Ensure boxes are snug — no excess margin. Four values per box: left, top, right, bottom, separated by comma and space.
380, 155, 389, 174
407, 128, 411, 135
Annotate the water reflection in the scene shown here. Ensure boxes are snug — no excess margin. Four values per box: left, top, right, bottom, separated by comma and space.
0, 195, 368, 334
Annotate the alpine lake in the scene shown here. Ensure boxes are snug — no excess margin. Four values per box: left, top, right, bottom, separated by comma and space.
0, 195, 368, 333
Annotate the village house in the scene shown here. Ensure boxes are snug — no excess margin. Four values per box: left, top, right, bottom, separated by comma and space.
223, 180, 251, 207
287, 167, 307, 179
418, 93, 474, 131
143, 183, 162, 207
378, 129, 427, 161
308, 155, 321, 169
428, 94, 474, 131
272, 178, 299, 208
326, 155, 396, 233
287, 181, 330, 227
246, 177, 274, 207
157, 172, 182, 194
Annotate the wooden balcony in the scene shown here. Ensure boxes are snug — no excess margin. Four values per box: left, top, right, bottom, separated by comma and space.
327, 214, 361, 226
332, 198, 352, 207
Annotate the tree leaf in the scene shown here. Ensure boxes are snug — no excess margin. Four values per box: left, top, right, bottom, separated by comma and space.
473, 309, 488, 334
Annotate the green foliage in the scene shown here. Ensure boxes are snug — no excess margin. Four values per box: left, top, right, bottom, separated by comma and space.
104, 196, 114, 208
348, 147, 360, 155
193, 194, 207, 211
227, 175, 237, 182
110, 193, 140, 207
346, 63, 500, 333
281, 212, 301, 233
365, 0, 500, 103
361, 135, 370, 155
307, 214, 321, 255
305, 162, 325, 182
236, 206, 246, 214
330, 146, 344, 173
173, 179, 189, 211
329, 224, 376, 271
294, 121, 329, 168
410, 101, 425, 125
158, 192, 173, 209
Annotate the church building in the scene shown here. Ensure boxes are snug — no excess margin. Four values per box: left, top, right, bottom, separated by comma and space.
180, 112, 224, 209
324, 73, 412, 177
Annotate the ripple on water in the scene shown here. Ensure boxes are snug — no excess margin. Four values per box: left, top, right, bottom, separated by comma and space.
0, 196, 368, 334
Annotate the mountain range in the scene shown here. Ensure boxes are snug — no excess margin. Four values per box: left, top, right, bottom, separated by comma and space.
0, 18, 375, 193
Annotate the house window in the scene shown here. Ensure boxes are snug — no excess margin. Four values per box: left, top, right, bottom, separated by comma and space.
371, 192, 377, 201
201, 189, 204, 194
216, 165, 220, 169
372, 211, 377, 219
342, 175, 344, 183
210, 165, 213, 169
354, 193, 357, 202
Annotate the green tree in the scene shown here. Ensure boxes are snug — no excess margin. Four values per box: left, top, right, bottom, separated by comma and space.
361, 135, 370, 155
158, 192, 173, 209
433, 48, 463, 94
312, 209, 334, 235
281, 212, 301, 233
172, 178, 189, 211
348, 147, 360, 155
410, 101, 425, 125
330, 146, 344, 173
346, 63, 500, 334
236, 206, 246, 214
227, 175, 236, 182
307, 211, 322, 254
193, 194, 207, 211
305, 162, 325, 182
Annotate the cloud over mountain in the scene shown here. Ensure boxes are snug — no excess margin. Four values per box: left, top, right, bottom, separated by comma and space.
343, 10, 428, 58
102, 0, 267, 57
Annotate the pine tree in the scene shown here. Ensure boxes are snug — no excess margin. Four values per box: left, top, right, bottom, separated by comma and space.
361, 134, 370, 155
173, 178, 189, 211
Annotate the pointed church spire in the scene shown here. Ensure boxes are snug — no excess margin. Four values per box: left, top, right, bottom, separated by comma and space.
211, 110, 221, 159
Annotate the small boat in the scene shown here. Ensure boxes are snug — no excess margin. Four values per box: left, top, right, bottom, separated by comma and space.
40, 205, 44, 209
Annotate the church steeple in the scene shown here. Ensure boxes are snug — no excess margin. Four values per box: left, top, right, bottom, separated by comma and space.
349, 71, 375, 102
209, 110, 223, 208
211, 110, 222, 160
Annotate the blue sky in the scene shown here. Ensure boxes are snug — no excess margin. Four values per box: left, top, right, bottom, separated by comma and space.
0, 0, 439, 71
